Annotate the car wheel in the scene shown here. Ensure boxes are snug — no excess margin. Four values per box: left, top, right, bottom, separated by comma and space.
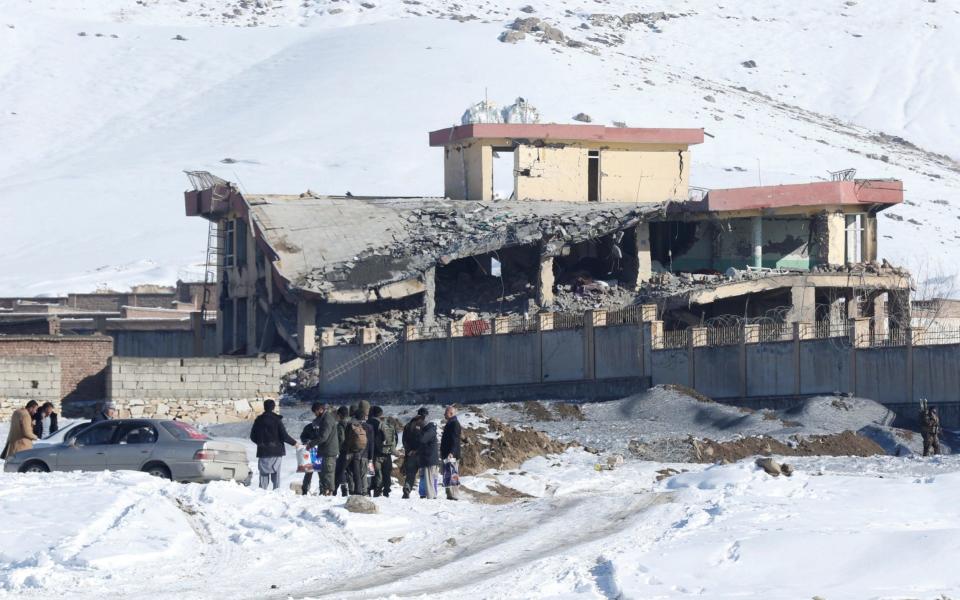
143, 463, 171, 480
19, 461, 49, 474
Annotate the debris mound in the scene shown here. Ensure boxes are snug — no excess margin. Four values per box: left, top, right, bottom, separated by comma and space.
459, 415, 574, 476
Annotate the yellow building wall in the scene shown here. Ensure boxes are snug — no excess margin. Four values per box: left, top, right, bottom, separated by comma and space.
515, 146, 589, 202
443, 142, 492, 200
599, 148, 690, 203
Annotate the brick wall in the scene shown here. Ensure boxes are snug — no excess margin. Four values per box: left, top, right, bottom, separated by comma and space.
0, 356, 61, 419
0, 336, 114, 406
107, 354, 280, 422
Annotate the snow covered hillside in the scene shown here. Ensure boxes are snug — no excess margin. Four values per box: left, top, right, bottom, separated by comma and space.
2, 0, 959, 295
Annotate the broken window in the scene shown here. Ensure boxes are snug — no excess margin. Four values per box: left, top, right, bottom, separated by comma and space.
492, 147, 515, 200
224, 220, 235, 268
236, 218, 248, 269
587, 150, 600, 202
650, 222, 700, 272
845, 214, 863, 264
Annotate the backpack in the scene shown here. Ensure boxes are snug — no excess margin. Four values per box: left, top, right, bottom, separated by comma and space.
345, 422, 367, 453
380, 420, 398, 456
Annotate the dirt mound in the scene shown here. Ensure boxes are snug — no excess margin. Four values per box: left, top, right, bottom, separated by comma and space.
459, 416, 574, 476
690, 431, 885, 463
661, 383, 713, 403
510, 401, 585, 422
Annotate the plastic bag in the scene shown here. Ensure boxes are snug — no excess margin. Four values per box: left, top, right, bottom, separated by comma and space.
296, 447, 312, 473
443, 459, 460, 488
311, 450, 324, 473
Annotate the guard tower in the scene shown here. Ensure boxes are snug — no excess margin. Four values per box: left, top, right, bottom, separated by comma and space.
428, 123, 705, 203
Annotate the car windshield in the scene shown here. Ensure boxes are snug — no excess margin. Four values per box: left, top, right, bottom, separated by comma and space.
52, 422, 92, 443
161, 421, 210, 441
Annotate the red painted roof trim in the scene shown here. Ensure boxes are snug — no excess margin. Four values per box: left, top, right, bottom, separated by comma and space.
429, 123, 705, 146
706, 180, 903, 212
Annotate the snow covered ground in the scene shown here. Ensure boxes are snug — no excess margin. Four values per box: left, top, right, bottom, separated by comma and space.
2, 0, 960, 295
2, 448, 960, 599
2, 402, 959, 598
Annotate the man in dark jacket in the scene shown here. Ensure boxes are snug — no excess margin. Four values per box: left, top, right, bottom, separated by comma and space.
300, 402, 339, 495
32, 402, 58, 439
335, 406, 352, 496
249, 399, 298, 490
440, 405, 462, 500
401, 409, 426, 499
368, 406, 398, 497
346, 400, 375, 496
418, 410, 440, 499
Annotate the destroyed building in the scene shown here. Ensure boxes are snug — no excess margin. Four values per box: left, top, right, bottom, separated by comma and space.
185, 123, 906, 360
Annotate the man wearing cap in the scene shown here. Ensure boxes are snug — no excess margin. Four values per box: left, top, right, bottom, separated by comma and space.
92, 401, 117, 422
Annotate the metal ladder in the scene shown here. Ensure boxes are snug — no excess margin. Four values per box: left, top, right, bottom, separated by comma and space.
325, 337, 399, 381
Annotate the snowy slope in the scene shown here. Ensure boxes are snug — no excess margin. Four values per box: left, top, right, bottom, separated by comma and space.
2, 0, 959, 295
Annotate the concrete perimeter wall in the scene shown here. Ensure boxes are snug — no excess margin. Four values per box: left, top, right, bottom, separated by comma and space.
319, 322, 960, 426
320, 325, 645, 396
0, 356, 61, 419
107, 355, 281, 422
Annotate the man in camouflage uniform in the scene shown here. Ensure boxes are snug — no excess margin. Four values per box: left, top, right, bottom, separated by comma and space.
920, 405, 941, 457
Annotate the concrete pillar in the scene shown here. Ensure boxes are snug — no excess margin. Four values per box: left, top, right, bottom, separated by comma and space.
423, 267, 436, 326
751, 216, 763, 269
850, 317, 870, 348
403, 325, 419, 341
786, 286, 816, 324
875, 294, 889, 336
357, 327, 377, 345
191, 311, 204, 357
447, 321, 464, 338
817, 212, 846, 267
246, 295, 257, 355
649, 320, 664, 350
691, 326, 708, 347
493, 316, 510, 334
626, 225, 653, 290
537, 312, 554, 331
641, 304, 658, 322
861, 213, 878, 263
537, 255, 555, 307
589, 310, 607, 327
320, 328, 337, 347
296, 300, 317, 357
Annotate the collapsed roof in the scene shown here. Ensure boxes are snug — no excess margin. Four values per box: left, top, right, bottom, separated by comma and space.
217, 192, 665, 302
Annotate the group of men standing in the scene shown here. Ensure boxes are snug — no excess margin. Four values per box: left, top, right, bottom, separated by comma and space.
1, 400, 58, 461
249, 399, 462, 500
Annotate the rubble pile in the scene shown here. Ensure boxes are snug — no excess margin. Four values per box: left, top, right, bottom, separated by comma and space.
318, 200, 664, 296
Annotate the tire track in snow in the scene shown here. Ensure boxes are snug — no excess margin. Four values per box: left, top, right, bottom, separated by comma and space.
285, 492, 672, 599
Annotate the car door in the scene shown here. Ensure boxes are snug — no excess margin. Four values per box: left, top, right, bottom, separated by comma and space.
57, 422, 120, 471
107, 422, 159, 471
